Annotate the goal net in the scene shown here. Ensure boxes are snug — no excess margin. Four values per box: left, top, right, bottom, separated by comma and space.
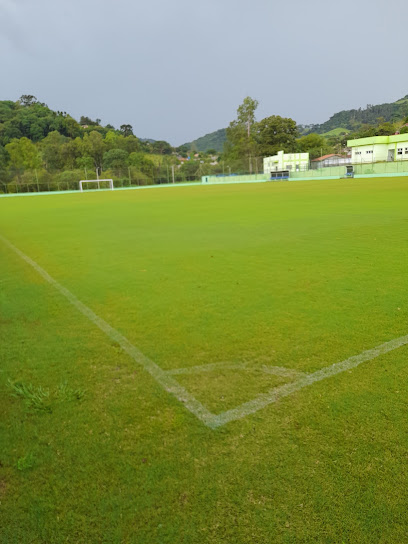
79, 179, 114, 192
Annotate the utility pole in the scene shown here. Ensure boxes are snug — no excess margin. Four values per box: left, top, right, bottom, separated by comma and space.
171, 165, 175, 184
128, 167, 132, 187
35, 169, 39, 192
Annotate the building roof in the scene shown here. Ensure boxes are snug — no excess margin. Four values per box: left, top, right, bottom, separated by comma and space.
311, 154, 345, 162
347, 134, 408, 147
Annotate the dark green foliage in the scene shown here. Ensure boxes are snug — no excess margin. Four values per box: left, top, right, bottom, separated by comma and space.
256, 115, 298, 156
0, 100, 82, 145
223, 98, 299, 169
19, 95, 39, 107
297, 133, 331, 159
120, 124, 133, 137
0, 98, 180, 190
185, 128, 227, 153
103, 148, 129, 174
128, 152, 155, 175
79, 115, 98, 126
152, 140, 172, 155
306, 95, 408, 134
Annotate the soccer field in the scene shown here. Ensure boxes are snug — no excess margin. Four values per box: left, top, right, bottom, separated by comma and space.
2, 178, 408, 542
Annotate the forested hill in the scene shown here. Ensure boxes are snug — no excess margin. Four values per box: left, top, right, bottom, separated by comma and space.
0, 95, 185, 158
188, 95, 408, 146
304, 95, 408, 134
0, 97, 83, 144
184, 128, 226, 153
0, 95, 223, 193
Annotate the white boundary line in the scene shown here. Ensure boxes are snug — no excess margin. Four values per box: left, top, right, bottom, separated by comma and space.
210, 334, 408, 428
167, 361, 305, 378
0, 235, 215, 428
2, 233, 408, 430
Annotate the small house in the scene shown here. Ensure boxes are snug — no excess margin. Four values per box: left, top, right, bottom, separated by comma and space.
311, 154, 351, 169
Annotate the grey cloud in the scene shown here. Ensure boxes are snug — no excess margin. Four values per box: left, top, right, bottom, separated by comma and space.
0, 0, 407, 144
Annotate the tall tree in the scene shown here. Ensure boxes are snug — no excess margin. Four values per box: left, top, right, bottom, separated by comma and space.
256, 116, 298, 157
120, 124, 133, 137
237, 96, 259, 140
5, 137, 41, 179
103, 148, 129, 175
296, 133, 328, 159
83, 131, 106, 171
224, 96, 259, 171
41, 131, 66, 171
19, 95, 38, 107
152, 140, 172, 155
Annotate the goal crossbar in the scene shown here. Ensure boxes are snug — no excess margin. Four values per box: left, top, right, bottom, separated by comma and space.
79, 179, 114, 192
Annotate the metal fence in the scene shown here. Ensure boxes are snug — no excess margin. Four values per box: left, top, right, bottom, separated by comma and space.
290, 161, 408, 179
3, 159, 408, 195
0, 172, 202, 195
353, 161, 408, 176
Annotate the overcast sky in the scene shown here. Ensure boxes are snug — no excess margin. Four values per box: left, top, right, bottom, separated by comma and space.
1, 0, 407, 145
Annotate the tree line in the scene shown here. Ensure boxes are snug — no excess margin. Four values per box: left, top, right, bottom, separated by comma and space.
0, 96, 224, 192
223, 96, 408, 174
222, 97, 335, 172
1, 94, 407, 194
303, 95, 408, 134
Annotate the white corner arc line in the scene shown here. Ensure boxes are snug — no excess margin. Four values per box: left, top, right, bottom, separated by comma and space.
210, 334, 408, 428
0, 235, 216, 428
2, 233, 408, 430
167, 361, 305, 378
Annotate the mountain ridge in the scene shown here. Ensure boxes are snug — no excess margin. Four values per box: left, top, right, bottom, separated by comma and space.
185, 94, 408, 152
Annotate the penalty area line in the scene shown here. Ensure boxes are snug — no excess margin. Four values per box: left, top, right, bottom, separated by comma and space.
0, 234, 216, 429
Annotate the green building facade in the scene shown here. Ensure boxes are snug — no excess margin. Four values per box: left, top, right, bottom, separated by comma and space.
348, 134, 408, 163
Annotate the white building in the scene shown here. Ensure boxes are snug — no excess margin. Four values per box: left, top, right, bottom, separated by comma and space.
348, 134, 408, 163
263, 151, 309, 175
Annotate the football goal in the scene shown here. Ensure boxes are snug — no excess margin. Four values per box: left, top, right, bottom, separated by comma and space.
79, 179, 114, 192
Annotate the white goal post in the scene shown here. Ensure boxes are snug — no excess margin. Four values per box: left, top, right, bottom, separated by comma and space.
79, 179, 114, 192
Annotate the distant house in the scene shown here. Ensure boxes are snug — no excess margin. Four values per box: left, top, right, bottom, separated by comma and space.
311, 154, 351, 169
347, 134, 408, 163
263, 150, 309, 174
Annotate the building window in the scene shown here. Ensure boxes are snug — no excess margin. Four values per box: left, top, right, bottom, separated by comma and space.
366, 150, 373, 154
397, 148, 403, 155
355, 151, 361, 155
405, 148, 408, 154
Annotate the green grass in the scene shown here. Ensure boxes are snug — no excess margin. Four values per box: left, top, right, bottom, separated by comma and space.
321, 127, 350, 137
1, 177, 408, 542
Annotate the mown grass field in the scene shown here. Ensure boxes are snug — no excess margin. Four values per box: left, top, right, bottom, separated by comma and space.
1, 177, 408, 543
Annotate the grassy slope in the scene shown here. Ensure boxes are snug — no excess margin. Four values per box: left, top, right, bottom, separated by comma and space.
321, 127, 350, 137
1, 179, 408, 542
